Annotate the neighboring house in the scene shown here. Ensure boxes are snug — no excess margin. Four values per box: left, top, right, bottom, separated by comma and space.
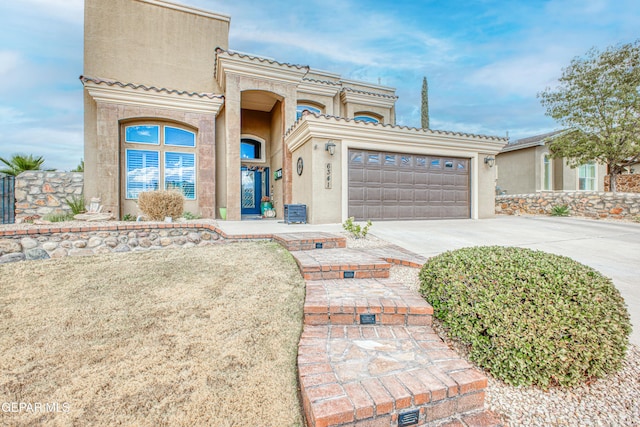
496, 131, 607, 195
81, 0, 506, 223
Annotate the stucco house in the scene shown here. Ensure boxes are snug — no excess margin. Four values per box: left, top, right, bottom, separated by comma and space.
81, 0, 506, 223
496, 131, 607, 195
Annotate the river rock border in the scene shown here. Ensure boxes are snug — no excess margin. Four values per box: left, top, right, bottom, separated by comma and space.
0, 222, 230, 264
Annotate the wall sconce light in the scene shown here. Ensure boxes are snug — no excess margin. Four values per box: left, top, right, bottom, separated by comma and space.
325, 141, 337, 156
484, 156, 495, 168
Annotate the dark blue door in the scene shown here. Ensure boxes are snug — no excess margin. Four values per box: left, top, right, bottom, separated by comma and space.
241, 168, 262, 215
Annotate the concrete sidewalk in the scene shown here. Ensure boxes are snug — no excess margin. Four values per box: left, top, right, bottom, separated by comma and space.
370, 216, 640, 347
216, 215, 640, 346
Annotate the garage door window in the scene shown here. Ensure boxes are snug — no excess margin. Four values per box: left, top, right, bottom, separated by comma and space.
384, 155, 396, 165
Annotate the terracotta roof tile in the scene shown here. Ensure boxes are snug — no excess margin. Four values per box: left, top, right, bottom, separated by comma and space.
500, 130, 565, 153
340, 86, 398, 100
79, 76, 224, 99
287, 112, 508, 142
215, 47, 310, 71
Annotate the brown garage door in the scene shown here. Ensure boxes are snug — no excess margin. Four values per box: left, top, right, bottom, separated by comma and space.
348, 149, 470, 220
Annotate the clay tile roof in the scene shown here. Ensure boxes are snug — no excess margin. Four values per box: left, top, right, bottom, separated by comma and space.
500, 130, 565, 153
340, 86, 398, 100
302, 77, 342, 86
287, 112, 508, 142
215, 47, 310, 71
79, 76, 224, 99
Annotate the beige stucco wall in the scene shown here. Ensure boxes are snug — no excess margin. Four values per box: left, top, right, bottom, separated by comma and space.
84, 0, 229, 93
498, 144, 608, 194
286, 117, 506, 224
84, 101, 216, 219
496, 148, 536, 194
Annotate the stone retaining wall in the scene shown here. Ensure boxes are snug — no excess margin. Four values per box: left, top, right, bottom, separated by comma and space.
605, 174, 640, 193
15, 171, 84, 221
0, 223, 224, 264
496, 191, 640, 220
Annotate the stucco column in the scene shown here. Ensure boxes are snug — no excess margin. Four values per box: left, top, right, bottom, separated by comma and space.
225, 75, 242, 220
95, 102, 120, 217
283, 84, 298, 205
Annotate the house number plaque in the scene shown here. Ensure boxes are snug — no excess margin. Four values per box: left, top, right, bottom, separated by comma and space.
325, 163, 332, 189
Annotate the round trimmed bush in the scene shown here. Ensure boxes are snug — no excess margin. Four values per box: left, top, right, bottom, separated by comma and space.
419, 246, 631, 388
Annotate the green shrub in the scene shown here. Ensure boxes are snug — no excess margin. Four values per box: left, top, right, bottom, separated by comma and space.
419, 246, 631, 388
342, 217, 372, 239
44, 212, 74, 222
64, 195, 86, 215
182, 211, 202, 220
122, 213, 135, 221
550, 204, 570, 216
138, 190, 184, 221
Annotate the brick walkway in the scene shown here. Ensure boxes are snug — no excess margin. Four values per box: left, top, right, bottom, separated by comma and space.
273, 232, 503, 427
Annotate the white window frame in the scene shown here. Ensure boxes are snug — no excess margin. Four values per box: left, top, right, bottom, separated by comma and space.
542, 154, 552, 191
123, 122, 197, 200
578, 162, 597, 191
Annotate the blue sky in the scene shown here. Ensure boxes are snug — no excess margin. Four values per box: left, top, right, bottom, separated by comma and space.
1, 0, 639, 171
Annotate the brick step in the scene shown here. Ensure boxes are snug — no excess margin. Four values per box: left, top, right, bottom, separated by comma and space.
291, 248, 391, 280
273, 232, 347, 251
298, 325, 490, 427
304, 279, 433, 326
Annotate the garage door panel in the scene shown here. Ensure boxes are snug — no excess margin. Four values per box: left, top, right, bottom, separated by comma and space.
366, 169, 381, 183
383, 188, 398, 201
366, 187, 381, 200
348, 149, 470, 221
414, 172, 428, 185
399, 189, 414, 202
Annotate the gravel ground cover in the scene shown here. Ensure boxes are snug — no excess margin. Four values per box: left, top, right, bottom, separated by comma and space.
377, 245, 640, 427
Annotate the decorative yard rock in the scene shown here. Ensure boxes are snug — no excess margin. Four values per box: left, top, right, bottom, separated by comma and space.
0, 253, 26, 264
20, 238, 38, 250
25, 248, 50, 261
0, 239, 22, 255
0, 224, 225, 263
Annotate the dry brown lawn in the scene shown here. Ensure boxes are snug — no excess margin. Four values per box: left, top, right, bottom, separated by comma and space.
0, 242, 305, 426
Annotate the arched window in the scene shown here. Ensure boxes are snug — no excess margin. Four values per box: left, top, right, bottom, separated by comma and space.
123, 122, 196, 200
240, 135, 265, 162
296, 104, 322, 120
353, 113, 381, 124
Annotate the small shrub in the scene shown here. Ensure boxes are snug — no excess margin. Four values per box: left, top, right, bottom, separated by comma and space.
342, 217, 372, 239
138, 190, 184, 221
419, 246, 631, 388
182, 211, 202, 220
122, 213, 135, 221
550, 204, 570, 216
64, 195, 86, 215
44, 212, 74, 222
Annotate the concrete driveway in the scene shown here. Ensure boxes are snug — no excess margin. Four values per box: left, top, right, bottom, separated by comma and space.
370, 216, 640, 347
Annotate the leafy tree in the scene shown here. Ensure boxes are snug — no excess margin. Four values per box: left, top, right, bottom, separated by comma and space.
71, 159, 84, 172
0, 154, 46, 176
421, 76, 430, 129
539, 40, 640, 192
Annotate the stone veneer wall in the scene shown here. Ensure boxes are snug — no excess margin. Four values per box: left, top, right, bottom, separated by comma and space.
0, 223, 225, 264
14, 171, 84, 221
496, 191, 640, 220
604, 174, 640, 193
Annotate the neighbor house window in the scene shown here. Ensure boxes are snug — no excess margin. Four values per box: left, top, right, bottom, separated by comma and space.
124, 123, 196, 200
578, 162, 596, 190
296, 104, 322, 120
543, 155, 552, 190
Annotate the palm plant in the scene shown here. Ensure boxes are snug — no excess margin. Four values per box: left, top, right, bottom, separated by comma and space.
0, 154, 45, 176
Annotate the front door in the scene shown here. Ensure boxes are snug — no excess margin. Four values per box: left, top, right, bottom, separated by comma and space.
241, 168, 262, 215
